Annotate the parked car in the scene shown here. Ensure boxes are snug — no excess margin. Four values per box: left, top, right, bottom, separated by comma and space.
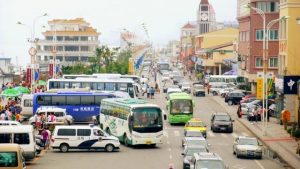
189, 152, 228, 169
29, 107, 74, 126
211, 112, 234, 133
182, 130, 204, 147
193, 84, 205, 97
224, 91, 245, 105
182, 145, 209, 169
0, 144, 27, 169
233, 136, 263, 159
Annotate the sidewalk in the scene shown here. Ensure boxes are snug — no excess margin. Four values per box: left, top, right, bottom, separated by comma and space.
211, 96, 300, 169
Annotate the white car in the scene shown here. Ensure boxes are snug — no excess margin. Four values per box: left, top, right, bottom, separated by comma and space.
161, 72, 171, 82
219, 88, 234, 97
29, 107, 74, 126
233, 136, 263, 159
181, 82, 191, 94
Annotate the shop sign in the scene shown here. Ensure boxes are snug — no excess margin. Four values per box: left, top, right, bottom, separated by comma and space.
283, 76, 300, 94
256, 78, 263, 100
275, 77, 283, 92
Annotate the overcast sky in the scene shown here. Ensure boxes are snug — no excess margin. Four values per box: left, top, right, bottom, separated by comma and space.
0, 0, 237, 66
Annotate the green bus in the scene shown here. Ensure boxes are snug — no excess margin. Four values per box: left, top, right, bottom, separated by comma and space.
166, 92, 195, 124
100, 98, 166, 146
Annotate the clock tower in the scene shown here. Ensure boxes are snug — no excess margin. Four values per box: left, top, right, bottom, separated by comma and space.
197, 0, 216, 34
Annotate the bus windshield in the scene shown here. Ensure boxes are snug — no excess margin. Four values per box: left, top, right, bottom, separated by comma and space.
170, 100, 193, 114
132, 107, 163, 133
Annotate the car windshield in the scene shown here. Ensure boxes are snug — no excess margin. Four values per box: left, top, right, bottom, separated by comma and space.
186, 148, 207, 156
132, 107, 163, 133
195, 85, 204, 90
196, 160, 225, 169
215, 115, 230, 121
239, 138, 258, 146
187, 121, 204, 127
170, 99, 192, 114
185, 131, 203, 137
0, 152, 18, 167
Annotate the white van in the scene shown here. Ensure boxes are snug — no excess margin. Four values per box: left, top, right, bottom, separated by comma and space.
0, 125, 36, 160
20, 94, 33, 118
0, 120, 21, 126
52, 125, 120, 153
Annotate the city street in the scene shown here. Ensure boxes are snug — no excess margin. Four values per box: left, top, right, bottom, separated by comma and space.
27, 76, 287, 169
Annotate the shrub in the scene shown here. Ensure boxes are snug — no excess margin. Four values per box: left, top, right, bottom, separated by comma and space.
287, 128, 292, 134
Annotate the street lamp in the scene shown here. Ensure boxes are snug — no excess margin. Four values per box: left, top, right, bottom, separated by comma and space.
17, 13, 48, 93
245, 3, 289, 135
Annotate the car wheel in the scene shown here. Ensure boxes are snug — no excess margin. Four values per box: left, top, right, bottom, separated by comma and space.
233, 149, 236, 155
257, 155, 262, 160
105, 144, 115, 152
236, 151, 240, 158
228, 100, 233, 105
123, 134, 129, 146
60, 143, 69, 153
213, 91, 217, 95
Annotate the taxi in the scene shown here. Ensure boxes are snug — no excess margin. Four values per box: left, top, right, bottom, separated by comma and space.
184, 118, 207, 138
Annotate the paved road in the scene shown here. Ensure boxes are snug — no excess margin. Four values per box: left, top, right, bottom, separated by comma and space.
27, 75, 287, 169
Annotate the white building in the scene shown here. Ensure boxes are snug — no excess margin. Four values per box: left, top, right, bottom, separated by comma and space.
36, 18, 100, 67
0, 58, 14, 86
166, 40, 180, 58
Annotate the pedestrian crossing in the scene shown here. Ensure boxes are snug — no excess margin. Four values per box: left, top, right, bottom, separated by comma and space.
163, 129, 251, 139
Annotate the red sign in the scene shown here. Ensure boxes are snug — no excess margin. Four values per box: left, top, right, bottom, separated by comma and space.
49, 63, 53, 77
26, 68, 32, 85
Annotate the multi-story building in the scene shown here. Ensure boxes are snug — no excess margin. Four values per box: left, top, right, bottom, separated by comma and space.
0, 58, 14, 86
275, 0, 300, 125
180, 23, 197, 68
36, 18, 100, 67
237, 0, 279, 92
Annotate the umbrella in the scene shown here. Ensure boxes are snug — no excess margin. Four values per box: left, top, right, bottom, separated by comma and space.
15, 86, 30, 94
38, 80, 47, 86
1, 88, 22, 97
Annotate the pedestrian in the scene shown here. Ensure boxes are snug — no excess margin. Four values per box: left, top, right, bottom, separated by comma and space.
15, 113, 21, 122
0, 112, 5, 120
45, 128, 51, 150
150, 87, 155, 99
36, 113, 42, 129
237, 104, 242, 118
207, 84, 211, 94
48, 112, 57, 122
146, 86, 150, 98
253, 106, 258, 122
41, 128, 49, 149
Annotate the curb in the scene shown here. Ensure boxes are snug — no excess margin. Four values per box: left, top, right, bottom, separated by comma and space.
237, 118, 294, 169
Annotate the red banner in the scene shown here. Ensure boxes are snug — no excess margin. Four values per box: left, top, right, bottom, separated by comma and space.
49, 63, 53, 77
26, 68, 32, 85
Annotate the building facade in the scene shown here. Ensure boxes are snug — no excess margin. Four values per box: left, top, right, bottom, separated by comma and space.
196, 0, 217, 34
195, 28, 239, 75
237, 0, 279, 92
166, 40, 180, 58
275, 0, 300, 125
180, 23, 197, 68
36, 18, 100, 67
0, 58, 14, 86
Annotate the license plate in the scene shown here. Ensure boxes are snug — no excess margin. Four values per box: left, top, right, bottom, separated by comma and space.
220, 127, 226, 130
146, 140, 152, 144
248, 152, 254, 156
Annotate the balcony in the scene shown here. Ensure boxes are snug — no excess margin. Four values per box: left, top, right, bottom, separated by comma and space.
38, 40, 99, 45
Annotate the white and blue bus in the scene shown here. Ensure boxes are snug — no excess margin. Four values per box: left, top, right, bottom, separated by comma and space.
100, 98, 166, 146
47, 78, 137, 98
33, 92, 115, 122
208, 75, 245, 85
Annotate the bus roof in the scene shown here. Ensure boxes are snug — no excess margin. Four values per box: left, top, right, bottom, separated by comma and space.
33, 92, 115, 96
48, 78, 134, 83
169, 92, 192, 100
102, 98, 160, 109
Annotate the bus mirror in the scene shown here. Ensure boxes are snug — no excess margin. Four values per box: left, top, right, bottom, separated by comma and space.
129, 116, 134, 125
192, 100, 195, 107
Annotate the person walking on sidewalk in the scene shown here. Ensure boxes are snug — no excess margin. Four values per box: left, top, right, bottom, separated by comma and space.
150, 87, 155, 99
237, 104, 242, 118
146, 86, 150, 98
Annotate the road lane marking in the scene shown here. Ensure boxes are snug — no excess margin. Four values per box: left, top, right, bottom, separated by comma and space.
174, 130, 180, 137
168, 148, 172, 152
167, 141, 170, 145
163, 131, 169, 138
207, 131, 214, 137
242, 132, 249, 136
221, 133, 227, 138
169, 155, 173, 159
231, 132, 238, 138
255, 160, 266, 169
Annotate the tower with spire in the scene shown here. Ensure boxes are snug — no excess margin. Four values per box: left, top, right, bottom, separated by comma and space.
196, 0, 216, 34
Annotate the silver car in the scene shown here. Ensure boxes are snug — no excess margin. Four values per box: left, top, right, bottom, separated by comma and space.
182, 130, 204, 147
182, 145, 208, 169
233, 136, 263, 159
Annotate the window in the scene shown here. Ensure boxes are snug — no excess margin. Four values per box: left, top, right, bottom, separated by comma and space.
65, 46, 79, 51
0, 152, 18, 167
57, 129, 76, 136
95, 96, 109, 105
66, 96, 80, 105
81, 36, 88, 41
37, 96, 52, 106
81, 96, 95, 105
269, 57, 278, 68
14, 133, 30, 144
80, 46, 89, 51
65, 56, 79, 62
24, 99, 32, 107
269, 30, 278, 40
256, 30, 264, 40
51, 96, 66, 106
256, 2, 279, 12
0, 134, 11, 143
255, 58, 263, 68
77, 129, 91, 136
